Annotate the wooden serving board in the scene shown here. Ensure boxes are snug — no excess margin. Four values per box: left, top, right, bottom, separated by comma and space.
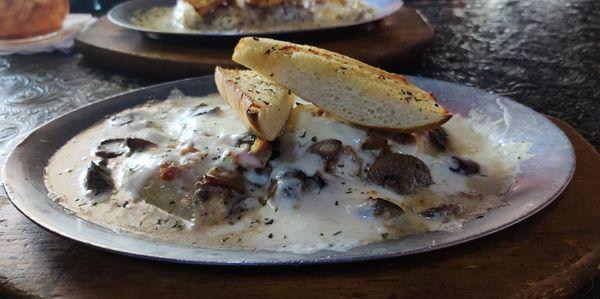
75, 7, 434, 79
0, 118, 598, 298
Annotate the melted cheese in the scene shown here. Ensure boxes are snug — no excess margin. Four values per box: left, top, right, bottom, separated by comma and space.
44, 90, 530, 254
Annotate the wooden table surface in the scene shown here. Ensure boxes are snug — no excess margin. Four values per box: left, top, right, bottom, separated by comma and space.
1, 118, 598, 298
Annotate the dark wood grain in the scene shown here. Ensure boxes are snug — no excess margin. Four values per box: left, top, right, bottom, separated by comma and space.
0, 118, 598, 298
74, 7, 434, 79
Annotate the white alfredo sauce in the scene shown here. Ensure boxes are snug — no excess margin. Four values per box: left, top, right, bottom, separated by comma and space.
44, 90, 530, 254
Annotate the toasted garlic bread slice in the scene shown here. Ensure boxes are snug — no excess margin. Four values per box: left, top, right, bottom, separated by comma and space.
232, 37, 451, 132
215, 66, 294, 141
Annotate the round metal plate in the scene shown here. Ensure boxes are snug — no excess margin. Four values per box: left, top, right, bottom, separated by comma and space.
107, 0, 403, 37
2, 76, 575, 266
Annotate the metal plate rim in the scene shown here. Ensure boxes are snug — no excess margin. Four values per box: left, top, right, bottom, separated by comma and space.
2, 75, 575, 266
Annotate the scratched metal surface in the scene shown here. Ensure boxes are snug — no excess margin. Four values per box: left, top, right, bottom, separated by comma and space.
0, 0, 598, 295
402, 0, 599, 149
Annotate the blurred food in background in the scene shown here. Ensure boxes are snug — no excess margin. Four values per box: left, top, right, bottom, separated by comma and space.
0, 0, 69, 39
132, 0, 375, 33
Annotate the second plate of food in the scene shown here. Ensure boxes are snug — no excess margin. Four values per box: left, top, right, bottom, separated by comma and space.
108, 0, 403, 37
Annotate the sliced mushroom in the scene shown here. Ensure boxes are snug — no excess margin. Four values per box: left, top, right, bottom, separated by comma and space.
309, 139, 342, 161
125, 138, 156, 154
236, 131, 257, 147
269, 138, 281, 160
195, 183, 232, 203
368, 129, 415, 145
193, 167, 251, 225
449, 156, 481, 175
197, 167, 247, 195
95, 137, 156, 159
428, 127, 449, 151
191, 103, 220, 116
419, 203, 460, 219
260, 179, 278, 205
361, 135, 390, 154
331, 145, 363, 177
95, 139, 127, 159
386, 132, 416, 145
84, 162, 113, 195
369, 197, 404, 220
226, 202, 249, 224
308, 139, 343, 171
270, 170, 326, 199
367, 153, 433, 195
193, 184, 235, 225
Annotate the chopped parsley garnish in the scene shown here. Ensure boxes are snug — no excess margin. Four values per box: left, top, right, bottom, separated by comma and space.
172, 220, 184, 229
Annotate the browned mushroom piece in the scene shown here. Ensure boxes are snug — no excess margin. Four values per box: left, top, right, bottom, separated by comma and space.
195, 183, 232, 203
308, 139, 343, 170
95, 139, 128, 159
369, 197, 404, 220
95, 137, 156, 159
226, 203, 249, 224
309, 139, 342, 160
368, 129, 415, 146
361, 135, 391, 154
199, 167, 247, 194
428, 127, 450, 151
125, 138, 156, 154
190, 103, 220, 116
236, 131, 257, 147
419, 203, 460, 219
193, 183, 239, 225
84, 162, 114, 195
449, 156, 481, 175
260, 179, 278, 205
269, 170, 326, 199
386, 132, 416, 145
367, 153, 433, 195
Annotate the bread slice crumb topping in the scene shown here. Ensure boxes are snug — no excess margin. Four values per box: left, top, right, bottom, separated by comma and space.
232, 37, 451, 132
215, 66, 294, 141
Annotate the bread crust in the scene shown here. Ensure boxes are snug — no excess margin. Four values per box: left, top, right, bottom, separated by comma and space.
215, 66, 294, 141
232, 37, 452, 132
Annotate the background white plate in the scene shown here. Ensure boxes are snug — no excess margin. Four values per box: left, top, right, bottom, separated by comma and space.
107, 0, 403, 37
